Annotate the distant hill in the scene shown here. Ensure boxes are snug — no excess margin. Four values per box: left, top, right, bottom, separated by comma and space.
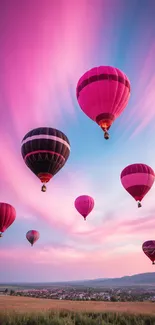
1, 272, 155, 289
72, 272, 155, 287
57, 272, 155, 288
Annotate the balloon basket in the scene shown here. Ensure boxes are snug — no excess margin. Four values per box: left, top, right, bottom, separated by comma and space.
104, 131, 109, 140
41, 184, 47, 192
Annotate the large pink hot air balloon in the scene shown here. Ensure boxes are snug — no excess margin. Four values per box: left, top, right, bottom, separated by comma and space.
76, 66, 130, 140
26, 230, 40, 246
120, 163, 155, 207
142, 241, 155, 265
74, 195, 94, 220
0, 203, 16, 237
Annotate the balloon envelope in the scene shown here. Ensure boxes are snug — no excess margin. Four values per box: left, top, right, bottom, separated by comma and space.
120, 163, 155, 206
0, 203, 16, 236
26, 230, 40, 246
74, 195, 94, 220
142, 241, 155, 264
76, 66, 130, 139
21, 127, 70, 191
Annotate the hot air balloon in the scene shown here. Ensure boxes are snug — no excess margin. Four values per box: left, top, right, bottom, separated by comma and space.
120, 163, 155, 207
142, 241, 155, 265
26, 230, 40, 246
21, 127, 70, 192
0, 203, 16, 237
76, 66, 130, 139
74, 195, 94, 220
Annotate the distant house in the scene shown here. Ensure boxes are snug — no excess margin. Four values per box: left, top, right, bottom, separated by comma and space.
0, 290, 6, 296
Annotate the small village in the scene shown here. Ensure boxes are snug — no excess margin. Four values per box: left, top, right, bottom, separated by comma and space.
2, 286, 155, 303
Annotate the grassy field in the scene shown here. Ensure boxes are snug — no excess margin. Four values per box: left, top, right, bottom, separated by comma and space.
1, 296, 155, 324
0, 310, 155, 325
0, 296, 155, 315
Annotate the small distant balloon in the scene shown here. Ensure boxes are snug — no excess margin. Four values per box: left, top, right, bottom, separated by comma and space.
0, 203, 16, 237
21, 127, 70, 192
120, 163, 155, 207
76, 66, 130, 140
142, 241, 155, 265
74, 195, 94, 220
26, 230, 40, 246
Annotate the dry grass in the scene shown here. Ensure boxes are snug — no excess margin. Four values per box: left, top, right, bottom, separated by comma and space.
1, 296, 155, 315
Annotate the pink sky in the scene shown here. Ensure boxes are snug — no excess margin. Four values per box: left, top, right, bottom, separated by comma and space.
0, 0, 155, 282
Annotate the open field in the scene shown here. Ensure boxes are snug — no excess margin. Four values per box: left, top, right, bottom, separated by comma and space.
1, 297, 155, 325
1, 296, 155, 315
0, 312, 155, 325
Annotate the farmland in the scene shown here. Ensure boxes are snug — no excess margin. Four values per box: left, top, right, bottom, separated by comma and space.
1, 296, 155, 315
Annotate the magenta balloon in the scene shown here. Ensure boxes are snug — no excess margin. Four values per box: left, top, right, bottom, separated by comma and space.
26, 230, 40, 246
76, 66, 130, 139
120, 163, 155, 207
0, 203, 16, 236
74, 195, 94, 220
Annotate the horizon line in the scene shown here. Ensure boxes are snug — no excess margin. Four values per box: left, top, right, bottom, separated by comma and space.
0, 271, 154, 285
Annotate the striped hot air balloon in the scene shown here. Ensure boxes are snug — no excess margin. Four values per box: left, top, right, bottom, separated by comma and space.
26, 230, 40, 246
21, 127, 70, 192
120, 163, 155, 207
76, 66, 131, 139
142, 241, 155, 265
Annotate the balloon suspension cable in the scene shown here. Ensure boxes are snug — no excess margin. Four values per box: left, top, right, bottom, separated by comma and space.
41, 184, 47, 192
0, 233, 2, 238
83, 216, 86, 221
104, 130, 110, 140
31, 243, 33, 247
138, 201, 142, 208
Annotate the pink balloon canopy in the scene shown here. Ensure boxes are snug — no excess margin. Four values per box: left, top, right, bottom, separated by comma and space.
26, 230, 40, 246
74, 195, 94, 220
0, 202, 16, 237
76, 66, 130, 139
120, 163, 155, 207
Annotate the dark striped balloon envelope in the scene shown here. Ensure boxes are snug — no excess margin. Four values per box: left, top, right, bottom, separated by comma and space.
120, 163, 155, 208
21, 127, 70, 192
142, 241, 155, 265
